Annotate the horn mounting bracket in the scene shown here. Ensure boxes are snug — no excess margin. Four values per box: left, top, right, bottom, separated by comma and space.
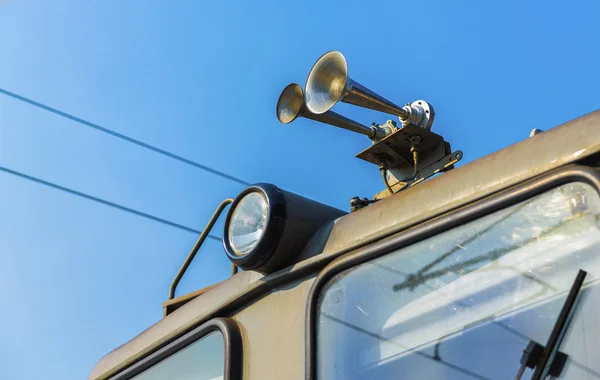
356, 124, 462, 188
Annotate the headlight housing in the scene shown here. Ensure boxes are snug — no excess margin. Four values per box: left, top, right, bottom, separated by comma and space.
224, 183, 346, 273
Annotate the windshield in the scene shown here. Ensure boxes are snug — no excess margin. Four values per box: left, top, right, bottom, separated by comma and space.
316, 182, 600, 380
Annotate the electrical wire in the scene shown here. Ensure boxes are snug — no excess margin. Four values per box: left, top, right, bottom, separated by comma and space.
0, 88, 250, 186
410, 146, 419, 179
0, 165, 220, 241
381, 168, 394, 195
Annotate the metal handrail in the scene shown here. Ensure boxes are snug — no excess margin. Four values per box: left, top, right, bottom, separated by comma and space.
168, 198, 234, 300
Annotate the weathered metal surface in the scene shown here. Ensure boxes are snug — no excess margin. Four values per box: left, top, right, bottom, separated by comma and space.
89, 270, 263, 380
90, 110, 600, 380
320, 109, 600, 257
163, 282, 222, 316
90, 264, 321, 380
233, 277, 315, 379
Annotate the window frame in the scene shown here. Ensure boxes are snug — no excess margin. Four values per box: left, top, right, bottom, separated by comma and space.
305, 164, 600, 380
110, 317, 242, 380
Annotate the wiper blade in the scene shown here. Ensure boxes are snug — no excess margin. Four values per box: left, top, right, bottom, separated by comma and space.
531, 269, 587, 380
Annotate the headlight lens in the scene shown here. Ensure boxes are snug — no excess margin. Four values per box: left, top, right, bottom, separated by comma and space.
227, 192, 268, 255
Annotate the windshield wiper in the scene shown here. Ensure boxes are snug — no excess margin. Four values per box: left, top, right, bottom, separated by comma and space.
532, 269, 587, 379
516, 269, 587, 380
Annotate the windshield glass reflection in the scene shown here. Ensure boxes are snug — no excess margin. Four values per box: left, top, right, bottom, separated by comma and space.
317, 182, 600, 380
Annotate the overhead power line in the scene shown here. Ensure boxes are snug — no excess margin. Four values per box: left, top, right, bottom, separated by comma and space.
0, 88, 250, 186
0, 165, 220, 241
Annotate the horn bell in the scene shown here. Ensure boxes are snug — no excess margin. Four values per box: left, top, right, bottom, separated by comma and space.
276, 83, 306, 124
276, 83, 376, 138
305, 50, 408, 119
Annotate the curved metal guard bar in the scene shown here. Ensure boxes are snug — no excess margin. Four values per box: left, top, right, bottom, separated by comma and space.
168, 198, 234, 300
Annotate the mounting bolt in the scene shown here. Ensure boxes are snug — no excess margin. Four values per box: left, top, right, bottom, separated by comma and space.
409, 135, 422, 145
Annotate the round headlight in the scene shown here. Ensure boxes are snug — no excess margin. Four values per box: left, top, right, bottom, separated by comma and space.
224, 183, 346, 273
227, 192, 268, 256
224, 184, 286, 272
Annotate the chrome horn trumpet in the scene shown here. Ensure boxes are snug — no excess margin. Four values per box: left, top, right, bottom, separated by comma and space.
276, 83, 387, 140
305, 51, 434, 130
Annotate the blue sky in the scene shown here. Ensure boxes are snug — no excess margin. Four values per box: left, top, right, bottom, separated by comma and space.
0, 1, 599, 379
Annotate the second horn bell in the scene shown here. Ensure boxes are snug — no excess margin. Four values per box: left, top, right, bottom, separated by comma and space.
276, 83, 379, 139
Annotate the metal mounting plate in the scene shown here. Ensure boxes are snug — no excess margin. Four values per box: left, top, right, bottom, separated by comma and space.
356, 124, 446, 178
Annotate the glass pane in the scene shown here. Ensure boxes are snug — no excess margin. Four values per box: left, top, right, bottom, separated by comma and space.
132, 331, 224, 380
317, 182, 600, 380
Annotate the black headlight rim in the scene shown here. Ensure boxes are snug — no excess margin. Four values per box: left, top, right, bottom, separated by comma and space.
223, 183, 286, 270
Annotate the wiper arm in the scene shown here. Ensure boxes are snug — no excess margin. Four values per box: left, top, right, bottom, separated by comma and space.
529, 269, 587, 380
